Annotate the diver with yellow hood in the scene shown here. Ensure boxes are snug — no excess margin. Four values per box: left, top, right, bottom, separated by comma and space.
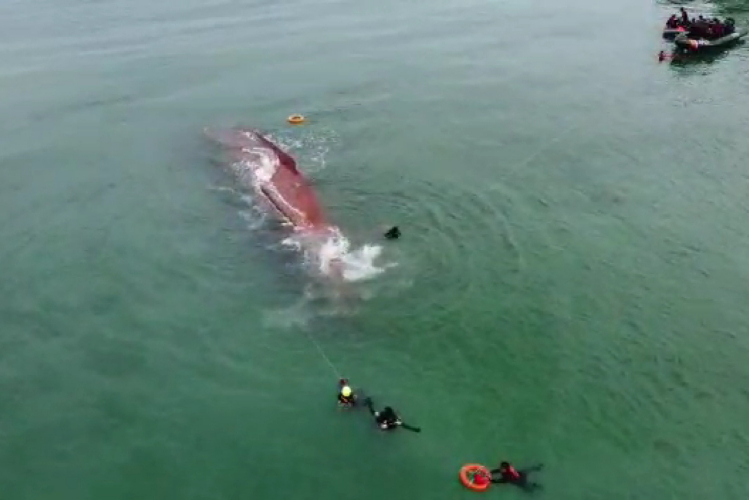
337, 378, 357, 407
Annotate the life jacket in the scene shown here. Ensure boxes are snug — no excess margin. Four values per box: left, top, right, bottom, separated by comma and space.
473, 472, 490, 486
504, 466, 521, 481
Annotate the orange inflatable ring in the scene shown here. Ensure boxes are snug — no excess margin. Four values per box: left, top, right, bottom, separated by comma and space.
287, 114, 305, 125
459, 464, 491, 492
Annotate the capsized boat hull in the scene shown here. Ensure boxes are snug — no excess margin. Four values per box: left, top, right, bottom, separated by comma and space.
205, 128, 331, 232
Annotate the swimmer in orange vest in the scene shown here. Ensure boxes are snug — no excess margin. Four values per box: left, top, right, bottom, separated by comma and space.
490, 461, 543, 492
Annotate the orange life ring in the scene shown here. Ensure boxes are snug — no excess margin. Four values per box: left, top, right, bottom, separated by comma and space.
459, 464, 491, 492
287, 114, 305, 125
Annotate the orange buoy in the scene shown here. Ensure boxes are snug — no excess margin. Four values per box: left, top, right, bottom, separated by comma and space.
459, 464, 491, 492
287, 114, 305, 125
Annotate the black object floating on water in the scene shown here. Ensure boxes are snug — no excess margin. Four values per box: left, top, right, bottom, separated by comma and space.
384, 226, 401, 240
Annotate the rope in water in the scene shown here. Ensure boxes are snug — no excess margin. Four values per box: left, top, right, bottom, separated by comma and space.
488, 120, 583, 193
303, 329, 343, 379
508, 136, 563, 171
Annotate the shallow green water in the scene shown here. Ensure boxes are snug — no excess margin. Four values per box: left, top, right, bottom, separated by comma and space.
2, 0, 749, 498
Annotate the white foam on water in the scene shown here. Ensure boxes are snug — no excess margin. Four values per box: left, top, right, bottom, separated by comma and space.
321, 238, 390, 282
238, 204, 267, 231
280, 235, 303, 251
249, 148, 277, 184
288, 228, 397, 283
206, 185, 238, 195
260, 232, 400, 323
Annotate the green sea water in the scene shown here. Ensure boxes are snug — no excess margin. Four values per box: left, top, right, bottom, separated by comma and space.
2, 0, 749, 498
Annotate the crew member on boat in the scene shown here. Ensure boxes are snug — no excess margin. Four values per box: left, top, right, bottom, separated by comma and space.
685, 16, 735, 40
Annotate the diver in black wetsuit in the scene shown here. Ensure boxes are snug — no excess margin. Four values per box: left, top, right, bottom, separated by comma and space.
364, 398, 401, 430
384, 226, 401, 240
725, 18, 736, 34
490, 461, 544, 492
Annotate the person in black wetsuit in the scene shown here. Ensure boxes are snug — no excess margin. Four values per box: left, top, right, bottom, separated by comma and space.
384, 226, 401, 240
490, 461, 544, 492
364, 398, 401, 430
723, 17, 736, 36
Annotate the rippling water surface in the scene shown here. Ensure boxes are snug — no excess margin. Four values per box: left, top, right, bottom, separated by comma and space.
2, 0, 749, 498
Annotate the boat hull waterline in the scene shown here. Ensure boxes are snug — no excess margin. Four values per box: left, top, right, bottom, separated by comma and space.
674, 29, 747, 51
